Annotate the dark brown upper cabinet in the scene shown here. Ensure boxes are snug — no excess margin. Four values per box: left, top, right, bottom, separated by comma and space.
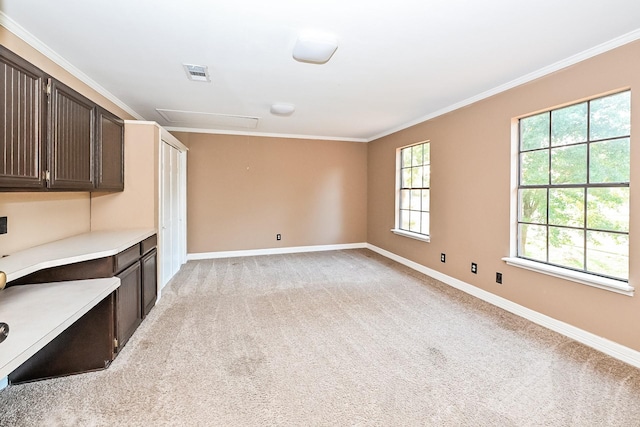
0, 46, 47, 189
95, 107, 124, 191
0, 46, 124, 193
47, 79, 96, 190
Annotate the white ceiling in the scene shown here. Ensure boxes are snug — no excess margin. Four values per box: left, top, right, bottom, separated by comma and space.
2, 1, 640, 142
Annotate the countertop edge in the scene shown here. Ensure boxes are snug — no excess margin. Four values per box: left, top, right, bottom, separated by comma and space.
1, 229, 156, 283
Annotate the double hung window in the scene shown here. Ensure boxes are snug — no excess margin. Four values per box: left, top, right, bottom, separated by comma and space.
395, 141, 430, 240
517, 91, 630, 282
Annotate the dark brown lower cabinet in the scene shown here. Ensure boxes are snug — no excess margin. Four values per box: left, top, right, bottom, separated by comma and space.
9, 293, 115, 384
115, 261, 142, 353
141, 248, 157, 317
6, 234, 157, 383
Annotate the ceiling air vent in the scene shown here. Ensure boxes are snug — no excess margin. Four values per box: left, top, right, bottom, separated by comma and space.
183, 64, 211, 82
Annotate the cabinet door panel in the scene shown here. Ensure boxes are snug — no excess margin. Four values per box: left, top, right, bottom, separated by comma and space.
48, 80, 95, 190
95, 107, 124, 191
0, 46, 46, 189
141, 248, 157, 317
115, 261, 142, 353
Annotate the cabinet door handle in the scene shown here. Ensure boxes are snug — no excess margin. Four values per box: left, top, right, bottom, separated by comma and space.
0, 322, 8, 344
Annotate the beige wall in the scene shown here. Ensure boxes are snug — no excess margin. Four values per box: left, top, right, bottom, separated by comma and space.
91, 123, 159, 231
0, 192, 90, 255
367, 40, 640, 351
173, 132, 367, 254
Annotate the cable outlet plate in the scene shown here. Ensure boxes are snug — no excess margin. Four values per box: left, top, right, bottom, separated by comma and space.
276, 234, 281, 241
471, 262, 478, 274
496, 272, 503, 284
440, 253, 446, 263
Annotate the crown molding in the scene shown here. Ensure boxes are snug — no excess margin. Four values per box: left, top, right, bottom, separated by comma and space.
368, 28, 640, 142
123, 120, 189, 151
3, 9, 638, 143
0, 11, 145, 121
164, 126, 368, 143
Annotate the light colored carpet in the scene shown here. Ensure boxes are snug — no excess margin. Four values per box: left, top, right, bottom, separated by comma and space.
2, 249, 640, 426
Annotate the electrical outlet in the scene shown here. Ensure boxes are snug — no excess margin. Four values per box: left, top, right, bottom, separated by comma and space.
496, 272, 503, 284
471, 262, 478, 274
440, 253, 446, 263
0, 217, 7, 235
276, 234, 281, 241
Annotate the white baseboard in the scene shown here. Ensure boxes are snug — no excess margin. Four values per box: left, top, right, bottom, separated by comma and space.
365, 243, 640, 369
187, 242, 367, 261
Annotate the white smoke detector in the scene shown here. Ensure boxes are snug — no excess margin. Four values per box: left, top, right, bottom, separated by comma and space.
270, 103, 296, 116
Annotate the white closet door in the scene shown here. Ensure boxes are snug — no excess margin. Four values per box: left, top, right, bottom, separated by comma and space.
161, 142, 173, 288
178, 150, 187, 266
160, 141, 186, 289
170, 146, 181, 276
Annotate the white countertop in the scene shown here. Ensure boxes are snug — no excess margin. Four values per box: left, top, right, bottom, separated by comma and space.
0, 229, 155, 283
0, 277, 121, 378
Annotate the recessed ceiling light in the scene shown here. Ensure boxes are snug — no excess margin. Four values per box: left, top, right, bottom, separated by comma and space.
270, 103, 295, 116
292, 31, 338, 64
183, 64, 211, 82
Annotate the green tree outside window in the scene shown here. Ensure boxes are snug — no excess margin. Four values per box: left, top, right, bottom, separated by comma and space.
517, 91, 630, 280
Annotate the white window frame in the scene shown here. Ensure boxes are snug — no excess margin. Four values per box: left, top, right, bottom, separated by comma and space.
503, 91, 633, 296
391, 140, 431, 243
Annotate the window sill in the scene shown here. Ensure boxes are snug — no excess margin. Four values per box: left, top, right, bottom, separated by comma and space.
391, 229, 430, 243
502, 257, 633, 296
